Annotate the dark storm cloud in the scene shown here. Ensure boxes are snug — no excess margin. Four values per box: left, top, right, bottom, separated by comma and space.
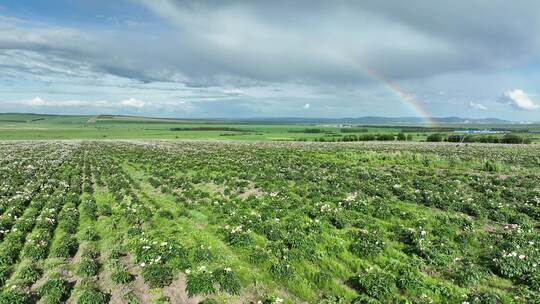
1, 1, 539, 120
135, 0, 540, 82
2, 0, 539, 88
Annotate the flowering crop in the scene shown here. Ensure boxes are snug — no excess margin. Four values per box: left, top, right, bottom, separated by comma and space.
0, 141, 538, 303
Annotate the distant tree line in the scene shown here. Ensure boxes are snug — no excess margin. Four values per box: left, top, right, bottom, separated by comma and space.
170, 127, 254, 132
308, 133, 414, 142
299, 132, 533, 144
340, 128, 369, 133
288, 128, 325, 133
426, 133, 532, 144
399, 126, 456, 133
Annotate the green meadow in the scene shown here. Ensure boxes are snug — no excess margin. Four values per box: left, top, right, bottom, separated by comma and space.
0, 113, 538, 143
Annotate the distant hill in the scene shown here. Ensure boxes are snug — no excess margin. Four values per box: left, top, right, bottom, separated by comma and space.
0, 113, 91, 124
0, 113, 534, 125
239, 116, 516, 125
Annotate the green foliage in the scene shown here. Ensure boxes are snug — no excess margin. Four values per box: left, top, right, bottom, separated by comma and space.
193, 245, 213, 263
351, 295, 379, 304
13, 263, 41, 287
0, 265, 11, 286
447, 260, 485, 287
157, 209, 173, 219
222, 226, 253, 246
349, 229, 386, 257
53, 235, 79, 258
313, 271, 333, 288
81, 227, 100, 241
121, 289, 139, 304
353, 268, 397, 301
140, 263, 173, 288
199, 299, 219, 304
38, 279, 72, 304
269, 261, 295, 280
501, 133, 530, 144
97, 204, 112, 217
78, 258, 100, 277
77, 286, 108, 304
213, 268, 241, 294
483, 160, 501, 173
466, 290, 503, 304
395, 267, 424, 292
524, 271, 540, 292
186, 269, 215, 297
0, 291, 32, 304
81, 199, 98, 220
111, 266, 133, 284
22, 229, 51, 260
426, 133, 443, 142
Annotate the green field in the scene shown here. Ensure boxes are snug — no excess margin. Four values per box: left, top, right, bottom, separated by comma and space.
0, 140, 539, 303
0, 113, 539, 143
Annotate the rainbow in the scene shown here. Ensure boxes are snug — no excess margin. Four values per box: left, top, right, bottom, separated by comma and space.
358, 64, 437, 126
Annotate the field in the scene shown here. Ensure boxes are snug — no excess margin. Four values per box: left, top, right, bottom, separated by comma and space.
0, 113, 538, 143
0, 140, 539, 304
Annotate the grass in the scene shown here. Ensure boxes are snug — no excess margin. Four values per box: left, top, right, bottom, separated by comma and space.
1, 113, 538, 143
1, 127, 540, 303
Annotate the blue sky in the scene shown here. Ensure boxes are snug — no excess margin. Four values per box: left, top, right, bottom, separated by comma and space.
1, 0, 539, 121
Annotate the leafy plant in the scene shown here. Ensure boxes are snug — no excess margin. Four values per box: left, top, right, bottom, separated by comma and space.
269, 261, 295, 280
78, 258, 100, 277
213, 268, 241, 294
140, 263, 173, 288
349, 229, 386, 257
186, 269, 215, 297
53, 235, 79, 258
38, 278, 72, 304
13, 263, 41, 287
0, 290, 32, 304
111, 266, 133, 284
199, 299, 219, 304
77, 287, 108, 304
353, 268, 397, 300
81, 228, 100, 242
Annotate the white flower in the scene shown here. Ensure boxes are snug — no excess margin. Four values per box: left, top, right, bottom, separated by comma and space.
224, 267, 232, 272
140, 262, 146, 267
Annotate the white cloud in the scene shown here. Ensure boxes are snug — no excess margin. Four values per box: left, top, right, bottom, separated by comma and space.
120, 98, 145, 108
223, 89, 245, 96
500, 89, 539, 111
468, 101, 487, 110
29, 96, 47, 106
22, 97, 102, 107
17, 97, 118, 108
303, 103, 310, 109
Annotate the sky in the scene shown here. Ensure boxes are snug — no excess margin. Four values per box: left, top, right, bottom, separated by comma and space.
0, 0, 539, 121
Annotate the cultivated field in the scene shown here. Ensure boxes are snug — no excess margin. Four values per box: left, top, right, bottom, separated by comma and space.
0, 141, 539, 303
1, 114, 538, 143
